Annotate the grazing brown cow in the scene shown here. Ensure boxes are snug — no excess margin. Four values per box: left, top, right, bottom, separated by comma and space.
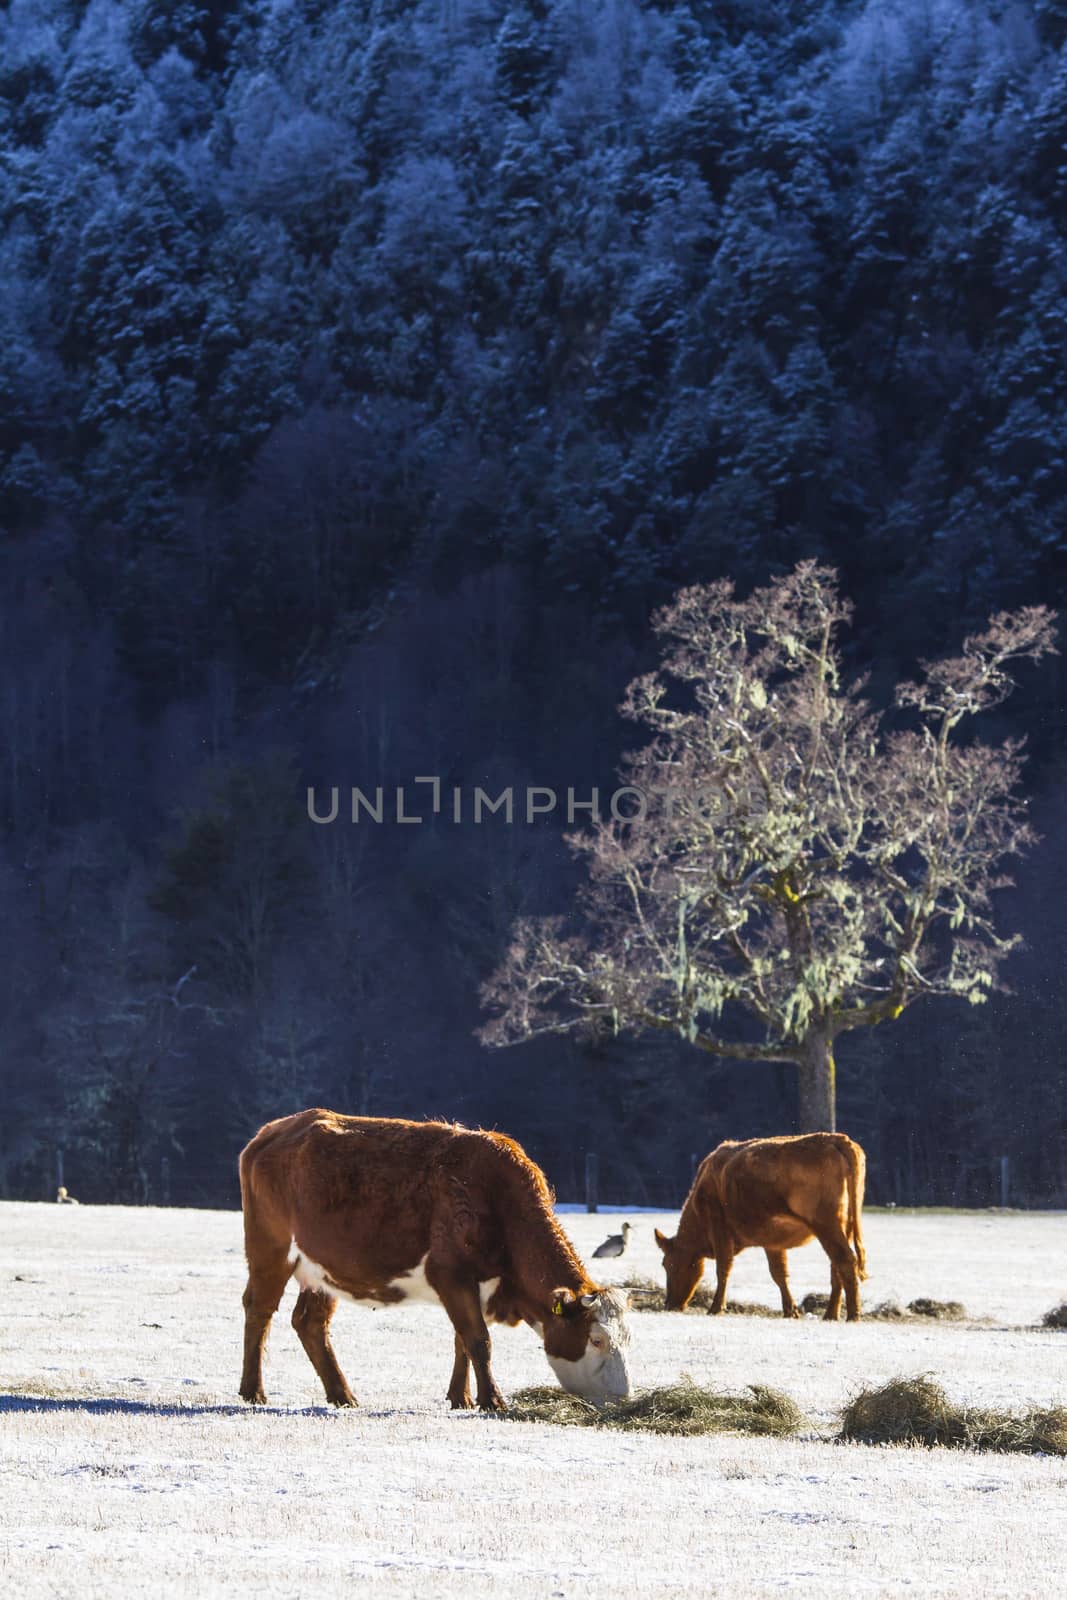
239, 1109, 631, 1411
655, 1133, 868, 1321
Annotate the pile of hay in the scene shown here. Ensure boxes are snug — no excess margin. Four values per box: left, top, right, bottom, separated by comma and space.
800, 1292, 830, 1315
1041, 1302, 1067, 1330
839, 1376, 1067, 1455
505, 1374, 1066, 1455
504, 1380, 807, 1438
622, 1277, 775, 1316
500, 1388, 602, 1427
907, 1297, 966, 1320
867, 1300, 907, 1320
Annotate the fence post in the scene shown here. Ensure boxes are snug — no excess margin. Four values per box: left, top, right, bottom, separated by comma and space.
161, 1157, 171, 1207
55, 1148, 65, 1197
998, 1155, 1010, 1208
585, 1152, 599, 1213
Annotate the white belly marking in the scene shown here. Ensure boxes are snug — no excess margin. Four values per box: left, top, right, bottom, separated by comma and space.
289, 1244, 442, 1307
392, 1254, 443, 1305
290, 1246, 357, 1303
288, 1241, 502, 1315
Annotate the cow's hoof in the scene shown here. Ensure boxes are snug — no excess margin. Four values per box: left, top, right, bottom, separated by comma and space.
786, 1307, 803, 1319
449, 1394, 474, 1411
478, 1393, 507, 1413
240, 1388, 267, 1406
328, 1392, 359, 1408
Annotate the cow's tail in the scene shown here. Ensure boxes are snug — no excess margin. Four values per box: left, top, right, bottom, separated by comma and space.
843, 1137, 868, 1280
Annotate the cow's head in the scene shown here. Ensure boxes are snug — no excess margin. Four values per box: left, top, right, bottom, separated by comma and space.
542, 1286, 631, 1404
654, 1227, 705, 1311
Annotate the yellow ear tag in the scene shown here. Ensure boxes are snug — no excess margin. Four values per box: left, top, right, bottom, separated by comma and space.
552, 1299, 564, 1316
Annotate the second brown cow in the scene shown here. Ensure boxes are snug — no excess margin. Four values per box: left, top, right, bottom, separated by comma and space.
655, 1132, 868, 1321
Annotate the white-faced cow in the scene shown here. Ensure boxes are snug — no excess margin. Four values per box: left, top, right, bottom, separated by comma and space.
239, 1109, 631, 1411
655, 1133, 868, 1321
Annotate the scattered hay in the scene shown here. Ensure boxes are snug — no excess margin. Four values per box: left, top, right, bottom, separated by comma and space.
504, 1380, 807, 1438
625, 1279, 973, 1324
801, 1292, 893, 1319
802, 1293, 906, 1321
868, 1300, 907, 1320
907, 1297, 966, 1320
1041, 1302, 1067, 1330
622, 1277, 775, 1315
839, 1376, 1067, 1455
804, 1294, 967, 1322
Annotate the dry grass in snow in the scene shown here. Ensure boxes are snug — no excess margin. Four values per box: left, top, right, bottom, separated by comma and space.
839, 1376, 1067, 1454
1, 1200, 1065, 1598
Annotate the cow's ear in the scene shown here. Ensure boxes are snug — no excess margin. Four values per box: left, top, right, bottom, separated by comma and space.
551, 1287, 577, 1317
654, 1227, 670, 1250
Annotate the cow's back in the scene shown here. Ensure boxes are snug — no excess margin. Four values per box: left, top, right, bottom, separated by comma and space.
240, 1111, 472, 1240
238, 1110, 552, 1279
706, 1133, 857, 1234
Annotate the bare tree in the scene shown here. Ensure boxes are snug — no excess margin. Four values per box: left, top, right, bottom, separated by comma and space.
480, 564, 1057, 1130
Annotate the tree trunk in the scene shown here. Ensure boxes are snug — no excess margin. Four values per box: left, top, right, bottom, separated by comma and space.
796, 1032, 836, 1132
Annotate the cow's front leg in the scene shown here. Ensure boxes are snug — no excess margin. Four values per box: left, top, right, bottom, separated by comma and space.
433, 1276, 505, 1411
708, 1234, 736, 1315
447, 1331, 473, 1410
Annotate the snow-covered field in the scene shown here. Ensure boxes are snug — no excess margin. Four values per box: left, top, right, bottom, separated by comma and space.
1, 1200, 1064, 1598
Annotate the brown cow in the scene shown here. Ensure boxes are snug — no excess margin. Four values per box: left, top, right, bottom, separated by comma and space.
655, 1133, 868, 1321
239, 1109, 631, 1411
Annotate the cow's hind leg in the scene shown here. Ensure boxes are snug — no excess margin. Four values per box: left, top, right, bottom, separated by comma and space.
240, 1246, 293, 1405
825, 1264, 843, 1322
765, 1249, 801, 1318
813, 1224, 861, 1321
447, 1332, 473, 1410
291, 1289, 357, 1407
433, 1277, 504, 1411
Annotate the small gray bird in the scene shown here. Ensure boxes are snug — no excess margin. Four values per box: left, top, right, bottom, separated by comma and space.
592, 1221, 631, 1259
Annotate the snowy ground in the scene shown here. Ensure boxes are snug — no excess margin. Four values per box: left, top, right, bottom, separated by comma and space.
1, 1201, 1064, 1598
